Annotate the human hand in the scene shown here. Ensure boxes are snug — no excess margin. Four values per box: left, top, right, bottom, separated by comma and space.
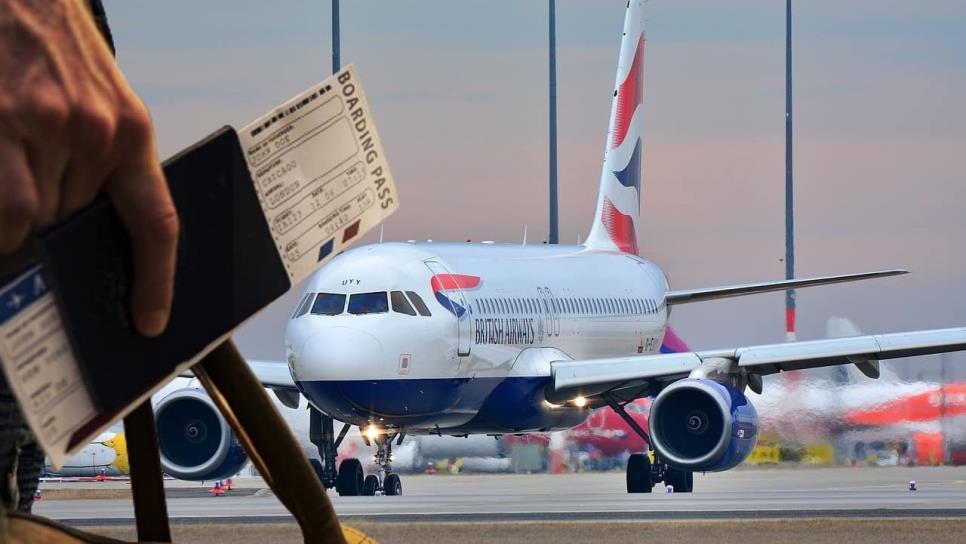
0, 0, 177, 336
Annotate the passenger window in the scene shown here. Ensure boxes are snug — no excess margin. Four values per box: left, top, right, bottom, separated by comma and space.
390, 291, 417, 316
405, 291, 432, 316
348, 292, 388, 314
311, 293, 345, 316
293, 293, 315, 319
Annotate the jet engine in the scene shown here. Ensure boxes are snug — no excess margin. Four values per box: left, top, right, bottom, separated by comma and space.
648, 378, 759, 472
154, 388, 248, 480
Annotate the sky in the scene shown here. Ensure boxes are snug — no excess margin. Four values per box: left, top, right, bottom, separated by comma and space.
104, 1, 966, 379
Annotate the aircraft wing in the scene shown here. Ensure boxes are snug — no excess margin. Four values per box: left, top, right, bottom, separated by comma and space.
665, 269, 906, 306
183, 359, 296, 390
548, 327, 966, 402
248, 360, 297, 390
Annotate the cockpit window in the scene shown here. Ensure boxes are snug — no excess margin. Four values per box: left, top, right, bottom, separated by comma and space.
293, 293, 315, 319
405, 291, 432, 316
390, 291, 417, 316
348, 292, 389, 315
311, 293, 346, 316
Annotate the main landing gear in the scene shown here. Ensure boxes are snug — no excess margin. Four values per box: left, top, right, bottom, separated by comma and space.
309, 407, 403, 497
625, 452, 693, 493
603, 394, 694, 494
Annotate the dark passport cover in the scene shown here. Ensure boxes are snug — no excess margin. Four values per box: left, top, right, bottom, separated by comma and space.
38, 127, 290, 422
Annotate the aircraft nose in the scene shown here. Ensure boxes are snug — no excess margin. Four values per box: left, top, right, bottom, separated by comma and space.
293, 327, 384, 381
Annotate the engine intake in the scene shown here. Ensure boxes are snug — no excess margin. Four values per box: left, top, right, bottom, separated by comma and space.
648, 379, 758, 472
155, 388, 248, 481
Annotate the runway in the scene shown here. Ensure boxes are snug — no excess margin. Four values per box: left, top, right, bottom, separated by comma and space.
35, 466, 966, 525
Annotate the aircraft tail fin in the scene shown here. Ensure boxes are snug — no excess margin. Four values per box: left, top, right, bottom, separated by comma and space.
584, 0, 645, 254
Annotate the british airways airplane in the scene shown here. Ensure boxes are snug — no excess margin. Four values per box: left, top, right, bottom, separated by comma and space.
152, 1, 966, 496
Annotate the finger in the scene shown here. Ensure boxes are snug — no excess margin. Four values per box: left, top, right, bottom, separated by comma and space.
18, 87, 70, 227
105, 99, 177, 337
0, 137, 39, 253
25, 142, 69, 228
59, 103, 117, 219
107, 153, 178, 337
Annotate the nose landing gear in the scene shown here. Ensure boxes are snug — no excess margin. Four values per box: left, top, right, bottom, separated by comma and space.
361, 430, 403, 496
308, 407, 404, 497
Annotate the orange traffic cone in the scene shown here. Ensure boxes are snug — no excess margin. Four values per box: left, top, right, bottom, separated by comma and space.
225, 478, 233, 491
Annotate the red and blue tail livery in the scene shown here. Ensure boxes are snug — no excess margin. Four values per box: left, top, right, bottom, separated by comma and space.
585, 0, 645, 256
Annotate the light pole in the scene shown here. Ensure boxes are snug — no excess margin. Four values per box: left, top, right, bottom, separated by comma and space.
548, 0, 559, 244
784, 0, 796, 342
332, 0, 340, 74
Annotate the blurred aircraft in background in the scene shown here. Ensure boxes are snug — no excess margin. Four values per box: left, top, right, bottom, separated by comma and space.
43, 432, 129, 479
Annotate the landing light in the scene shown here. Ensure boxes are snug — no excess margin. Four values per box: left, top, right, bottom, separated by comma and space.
365, 424, 380, 441
574, 396, 587, 408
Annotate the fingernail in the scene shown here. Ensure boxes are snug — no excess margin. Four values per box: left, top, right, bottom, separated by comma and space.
140, 310, 168, 337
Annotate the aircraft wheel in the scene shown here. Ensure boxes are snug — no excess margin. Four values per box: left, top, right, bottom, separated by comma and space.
336, 458, 364, 496
363, 475, 378, 496
665, 468, 693, 493
384, 473, 402, 496
626, 453, 652, 493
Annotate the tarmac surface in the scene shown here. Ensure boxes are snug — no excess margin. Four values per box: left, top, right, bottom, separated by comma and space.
36, 466, 966, 525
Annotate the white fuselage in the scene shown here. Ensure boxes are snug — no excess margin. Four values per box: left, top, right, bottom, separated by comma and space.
285, 242, 669, 435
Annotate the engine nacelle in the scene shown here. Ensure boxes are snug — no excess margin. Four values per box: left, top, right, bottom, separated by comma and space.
648, 379, 758, 472
155, 388, 248, 481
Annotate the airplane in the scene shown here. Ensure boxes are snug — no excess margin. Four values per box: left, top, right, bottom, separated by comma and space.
148, 0, 966, 496
43, 432, 129, 479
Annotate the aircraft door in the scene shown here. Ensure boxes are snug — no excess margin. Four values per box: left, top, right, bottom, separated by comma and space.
424, 260, 472, 357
